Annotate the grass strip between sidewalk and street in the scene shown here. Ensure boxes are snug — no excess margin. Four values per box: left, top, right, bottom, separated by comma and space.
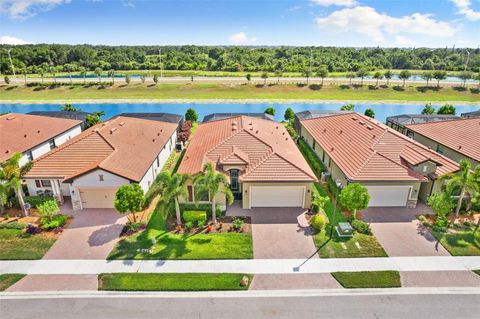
331, 271, 401, 288
98, 273, 252, 291
0, 274, 26, 291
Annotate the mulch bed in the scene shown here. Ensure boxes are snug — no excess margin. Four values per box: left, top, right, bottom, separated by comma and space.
166, 215, 252, 235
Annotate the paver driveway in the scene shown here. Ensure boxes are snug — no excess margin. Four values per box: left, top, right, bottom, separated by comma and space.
361, 204, 449, 257
43, 199, 126, 260
228, 203, 318, 259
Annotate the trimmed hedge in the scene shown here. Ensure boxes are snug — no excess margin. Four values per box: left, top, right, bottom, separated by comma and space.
41, 215, 67, 230
183, 211, 207, 223
179, 203, 223, 218
0, 221, 26, 230
25, 196, 55, 208
298, 139, 326, 178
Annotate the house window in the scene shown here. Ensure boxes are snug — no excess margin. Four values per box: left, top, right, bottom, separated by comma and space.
26, 151, 33, 161
41, 180, 51, 187
422, 165, 427, 173
35, 180, 41, 187
313, 140, 316, 150
322, 151, 325, 163
187, 185, 194, 202
99, 174, 104, 181
436, 144, 445, 155
230, 170, 239, 191
48, 139, 56, 150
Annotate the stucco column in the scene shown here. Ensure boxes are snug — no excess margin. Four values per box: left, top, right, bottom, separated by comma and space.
51, 179, 64, 204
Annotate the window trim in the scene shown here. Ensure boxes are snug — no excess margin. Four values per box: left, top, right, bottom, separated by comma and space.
40, 180, 52, 187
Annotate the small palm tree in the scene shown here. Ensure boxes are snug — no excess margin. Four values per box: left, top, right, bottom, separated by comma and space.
373, 71, 383, 86
317, 67, 328, 86
384, 70, 393, 86
94, 67, 102, 83
442, 160, 479, 217
303, 69, 312, 85
275, 69, 282, 84
194, 162, 233, 224
78, 67, 87, 85
0, 153, 28, 216
108, 69, 115, 85
155, 172, 191, 225
261, 72, 268, 85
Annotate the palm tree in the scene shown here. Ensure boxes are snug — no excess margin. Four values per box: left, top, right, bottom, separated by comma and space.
422, 71, 433, 87
303, 69, 312, 85
442, 160, 479, 218
274, 69, 282, 84
356, 69, 368, 86
94, 67, 102, 83
0, 180, 9, 215
261, 72, 268, 85
194, 162, 233, 224
50, 66, 57, 84
384, 70, 393, 86
155, 172, 190, 225
79, 67, 87, 85
108, 69, 115, 85
399, 70, 411, 88
0, 153, 28, 216
373, 71, 383, 86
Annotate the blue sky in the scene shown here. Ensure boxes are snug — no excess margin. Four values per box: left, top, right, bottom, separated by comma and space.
0, 0, 479, 47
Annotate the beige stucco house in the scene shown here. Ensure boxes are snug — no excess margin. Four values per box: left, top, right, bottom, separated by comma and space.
177, 115, 317, 210
299, 112, 459, 207
24, 116, 178, 210
405, 118, 480, 168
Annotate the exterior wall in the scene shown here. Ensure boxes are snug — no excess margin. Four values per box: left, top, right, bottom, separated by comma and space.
178, 180, 227, 210
19, 125, 82, 167
242, 181, 313, 209
419, 179, 445, 203
411, 132, 479, 168
410, 160, 437, 176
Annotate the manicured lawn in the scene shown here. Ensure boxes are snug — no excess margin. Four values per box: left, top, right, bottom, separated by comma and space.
314, 231, 388, 258
98, 273, 252, 291
108, 204, 253, 260
0, 274, 26, 291
332, 271, 401, 288
0, 229, 57, 260
1, 83, 477, 102
430, 227, 480, 256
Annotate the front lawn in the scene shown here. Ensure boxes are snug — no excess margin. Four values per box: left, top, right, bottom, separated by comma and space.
430, 227, 480, 256
108, 204, 253, 260
98, 273, 252, 291
0, 229, 57, 260
0, 274, 26, 291
331, 271, 401, 288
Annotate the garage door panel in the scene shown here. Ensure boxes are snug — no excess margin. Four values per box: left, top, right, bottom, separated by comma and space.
79, 188, 118, 209
250, 186, 304, 208
366, 186, 410, 207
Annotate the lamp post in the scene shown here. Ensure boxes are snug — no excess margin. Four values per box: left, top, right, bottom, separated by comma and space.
329, 179, 343, 239
464, 50, 471, 72
6, 48, 17, 83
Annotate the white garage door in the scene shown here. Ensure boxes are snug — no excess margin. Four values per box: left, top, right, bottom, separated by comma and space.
79, 188, 118, 209
250, 186, 305, 208
366, 186, 411, 207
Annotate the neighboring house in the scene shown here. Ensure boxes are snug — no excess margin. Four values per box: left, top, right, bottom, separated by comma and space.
461, 110, 480, 118
119, 112, 184, 133
203, 113, 274, 123
299, 112, 459, 207
177, 116, 317, 210
27, 111, 93, 129
24, 116, 178, 210
294, 110, 348, 133
0, 113, 82, 166
404, 118, 480, 168
386, 114, 459, 136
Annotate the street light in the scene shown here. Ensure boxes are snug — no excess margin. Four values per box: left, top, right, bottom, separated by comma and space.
6, 48, 17, 83
329, 179, 343, 239
464, 50, 471, 72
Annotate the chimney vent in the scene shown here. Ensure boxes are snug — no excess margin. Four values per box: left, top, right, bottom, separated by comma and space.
6, 116, 15, 120
359, 121, 365, 125
110, 127, 117, 134
119, 121, 125, 126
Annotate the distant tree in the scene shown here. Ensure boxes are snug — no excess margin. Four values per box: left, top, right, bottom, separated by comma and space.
64, 63, 76, 85
264, 107, 275, 116
373, 71, 383, 86
50, 66, 58, 84
422, 71, 434, 86
302, 68, 312, 85
284, 107, 295, 122
346, 72, 355, 85
61, 104, 80, 112
114, 184, 145, 223
261, 72, 269, 85
22, 68, 27, 85
108, 69, 115, 85
384, 70, 393, 86
78, 66, 87, 85
190, 75, 194, 83
437, 103, 456, 115
94, 67, 102, 83
475, 72, 480, 87
316, 67, 329, 85
338, 183, 370, 219
4, 76, 10, 85
399, 70, 411, 87
140, 74, 146, 84
153, 74, 159, 84
356, 68, 368, 86
246, 73, 251, 83
433, 70, 447, 87
340, 103, 355, 111
421, 103, 436, 115
458, 71, 472, 87
125, 74, 131, 85
364, 108, 375, 118
274, 69, 283, 84
185, 108, 198, 122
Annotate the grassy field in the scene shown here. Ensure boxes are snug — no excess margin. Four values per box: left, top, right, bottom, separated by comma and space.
331, 271, 401, 288
0, 274, 26, 291
1, 83, 478, 102
108, 203, 253, 260
98, 273, 252, 291
0, 229, 57, 260
431, 227, 480, 256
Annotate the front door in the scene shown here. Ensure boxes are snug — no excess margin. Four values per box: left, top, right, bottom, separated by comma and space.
230, 169, 242, 200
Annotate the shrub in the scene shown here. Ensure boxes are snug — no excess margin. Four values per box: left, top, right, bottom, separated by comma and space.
41, 214, 67, 230
185, 221, 194, 229
463, 221, 472, 227
182, 210, 207, 224
37, 200, 59, 220
298, 139, 325, 178
417, 215, 427, 222
432, 225, 448, 233
197, 220, 206, 228
310, 214, 325, 232
285, 124, 298, 139
232, 218, 244, 230
0, 221, 26, 230
351, 219, 372, 235
470, 88, 480, 94
435, 214, 449, 227
179, 203, 223, 218
25, 196, 55, 208
126, 222, 146, 232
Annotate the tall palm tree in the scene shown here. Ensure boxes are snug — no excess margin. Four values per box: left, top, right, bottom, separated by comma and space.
442, 160, 479, 218
0, 153, 28, 216
194, 162, 233, 224
155, 172, 190, 225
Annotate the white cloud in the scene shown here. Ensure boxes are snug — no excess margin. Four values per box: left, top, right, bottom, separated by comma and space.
0, 0, 70, 19
315, 6, 455, 43
287, 5, 302, 12
450, 0, 480, 21
0, 35, 31, 45
229, 32, 257, 44
311, 0, 357, 7
394, 35, 416, 47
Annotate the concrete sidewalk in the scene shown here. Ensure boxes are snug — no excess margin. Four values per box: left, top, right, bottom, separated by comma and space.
1, 256, 480, 275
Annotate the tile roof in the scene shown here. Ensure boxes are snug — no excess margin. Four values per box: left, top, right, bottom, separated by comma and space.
405, 118, 480, 162
0, 113, 82, 163
386, 114, 459, 126
25, 116, 178, 182
300, 112, 459, 182
177, 116, 317, 182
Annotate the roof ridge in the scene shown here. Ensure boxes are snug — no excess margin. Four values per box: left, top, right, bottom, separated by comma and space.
206, 128, 245, 155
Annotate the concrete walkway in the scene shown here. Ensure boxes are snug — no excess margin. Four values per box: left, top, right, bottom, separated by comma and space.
2, 256, 480, 275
